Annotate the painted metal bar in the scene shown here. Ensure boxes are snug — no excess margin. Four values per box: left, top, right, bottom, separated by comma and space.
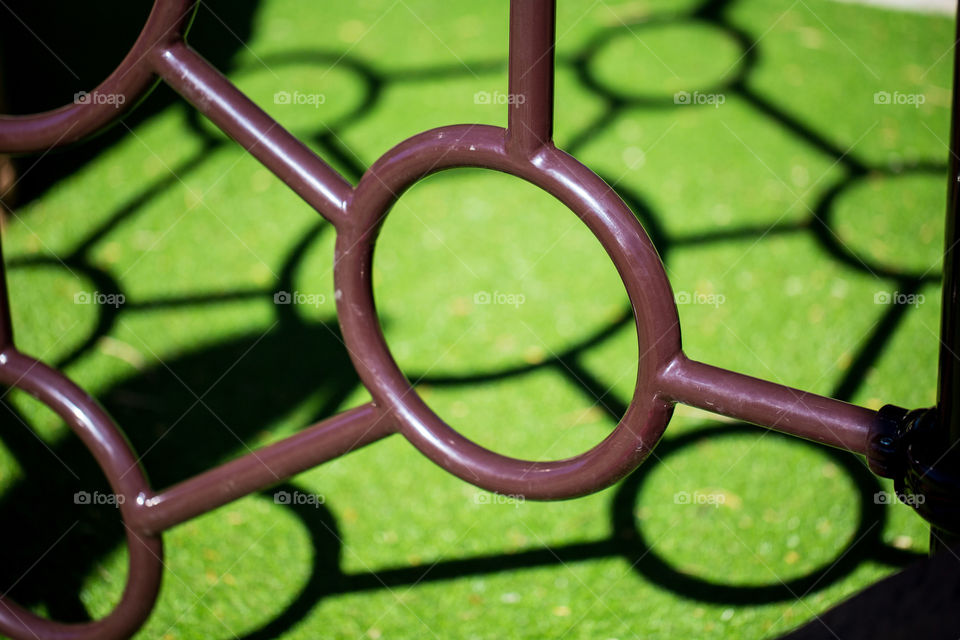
938, 7, 960, 454
0, 348, 164, 640
150, 41, 353, 227
133, 402, 396, 534
505, 0, 556, 157
928, 5, 960, 551
659, 355, 876, 455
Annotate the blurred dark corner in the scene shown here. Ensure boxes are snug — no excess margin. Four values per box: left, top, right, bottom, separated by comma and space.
778, 544, 960, 640
0, 0, 261, 209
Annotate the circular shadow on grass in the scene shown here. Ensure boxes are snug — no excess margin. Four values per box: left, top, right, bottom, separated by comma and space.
810, 164, 946, 284
611, 422, 895, 604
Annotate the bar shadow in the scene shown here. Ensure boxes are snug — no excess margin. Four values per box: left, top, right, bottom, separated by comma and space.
0, 222, 364, 622
0, 0, 949, 636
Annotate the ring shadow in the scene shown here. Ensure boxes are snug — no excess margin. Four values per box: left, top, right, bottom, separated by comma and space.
0, 187, 928, 636
0, 0, 946, 636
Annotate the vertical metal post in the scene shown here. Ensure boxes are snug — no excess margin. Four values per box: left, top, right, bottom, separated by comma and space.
931, 4, 960, 552
940, 7, 960, 449
505, 0, 556, 157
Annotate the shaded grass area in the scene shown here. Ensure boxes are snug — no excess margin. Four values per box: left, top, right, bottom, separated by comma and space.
0, 0, 953, 637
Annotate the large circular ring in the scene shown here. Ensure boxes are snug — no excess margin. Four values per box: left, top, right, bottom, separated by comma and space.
0, 0, 196, 154
336, 124, 681, 499
0, 350, 163, 640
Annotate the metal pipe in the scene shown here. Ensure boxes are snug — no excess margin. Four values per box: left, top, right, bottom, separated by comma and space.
937, 5, 960, 456
659, 355, 876, 454
928, 4, 960, 552
133, 403, 396, 534
505, 0, 555, 157
150, 41, 353, 227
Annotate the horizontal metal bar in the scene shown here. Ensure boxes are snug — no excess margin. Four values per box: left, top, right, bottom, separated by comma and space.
658, 355, 877, 454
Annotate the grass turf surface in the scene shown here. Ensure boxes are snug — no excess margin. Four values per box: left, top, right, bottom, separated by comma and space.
0, 0, 954, 637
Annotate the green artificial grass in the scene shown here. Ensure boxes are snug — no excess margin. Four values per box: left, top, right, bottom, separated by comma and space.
0, 0, 953, 638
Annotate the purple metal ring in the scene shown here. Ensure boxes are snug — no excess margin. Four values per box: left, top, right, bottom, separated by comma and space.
0, 0, 195, 153
336, 124, 681, 499
0, 351, 162, 640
